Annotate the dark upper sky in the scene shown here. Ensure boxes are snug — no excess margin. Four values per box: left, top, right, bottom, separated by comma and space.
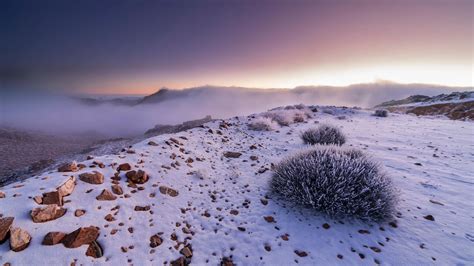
1, 0, 472, 94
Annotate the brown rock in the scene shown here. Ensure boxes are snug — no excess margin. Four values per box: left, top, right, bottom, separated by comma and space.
58, 162, 79, 172
111, 185, 123, 195
9, 227, 32, 252
223, 151, 242, 158
135, 205, 151, 211
159, 186, 179, 197
264, 216, 275, 223
171, 256, 188, 266
117, 163, 132, 171
424, 215, 435, 221
148, 141, 158, 146
0, 191, 5, 198
86, 241, 103, 258
42, 191, 63, 206
96, 189, 117, 201
42, 232, 66, 245
75, 209, 86, 217
104, 214, 115, 222
125, 170, 149, 184
294, 250, 308, 257
0, 217, 14, 244
57, 176, 76, 197
62, 226, 99, 248
79, 171, 104, 184
149, 234, 163, 248
33, 195, 43, 204
221, 257, 234, 266
31, 204, 67, 223
180, 245, 193, 258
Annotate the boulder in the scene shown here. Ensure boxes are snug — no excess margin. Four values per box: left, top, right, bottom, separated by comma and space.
9, 227, 31, 252
57, 176, 76, 197
159, 186, 179, 197
42, 191, 63, 206
58, 162, 79, 172
31, 204, 67, 223
223, 151, 242, 158
62, 226, 99, 248
42, 232, 66, 245
79, 171, 104, 184
111, 185, 123, 195
126, 170, 149, 184
0, 217, 14, 244
96, 189, 117, 201
86, 240, 103, 258
117, 163, 131, 171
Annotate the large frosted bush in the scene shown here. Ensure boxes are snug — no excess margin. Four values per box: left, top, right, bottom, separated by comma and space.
271, 146, 397, 221
374, 109, 388, 117
301, 124, 346, 145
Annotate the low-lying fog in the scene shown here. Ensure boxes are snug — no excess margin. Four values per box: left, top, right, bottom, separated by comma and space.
0, 83, 464, 137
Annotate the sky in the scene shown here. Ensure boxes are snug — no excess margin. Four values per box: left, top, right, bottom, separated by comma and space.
1, 0, 473, 94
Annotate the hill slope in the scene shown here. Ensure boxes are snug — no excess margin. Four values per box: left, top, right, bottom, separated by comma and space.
0, 107, 473, 265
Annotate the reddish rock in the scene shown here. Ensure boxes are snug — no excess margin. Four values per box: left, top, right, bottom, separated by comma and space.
221, 257, 234, 266
111, 185, 123, 195
264, 216, 275, 223
79, 171, 104, 184
159, 186, 179, 197
135, 205, 151, 211
125, 170, 149, 184
33, 195, 43, 204
117, 163, 132, 171
223, 151, 242, 158
294, 250, 308, 257
57, 176, 76, 197
86, 241, 103, 258
75, 209, 86, 217
0, 191, 5, 198
42, 191, 63, 206
96, 189, 117, 201
58, 162, 79, 172
42, 232, 66, 245
171, 256, 188, 266
62, 226, 100, 248
149, 234, 163, 248
10, 227, 31, 252
31, 204, 67, 223
180, 245, 193, 258
0, 217, 14, 244
104, 214, 115, 222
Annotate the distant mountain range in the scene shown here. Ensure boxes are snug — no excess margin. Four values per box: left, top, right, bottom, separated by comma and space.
75, 82, 473, 108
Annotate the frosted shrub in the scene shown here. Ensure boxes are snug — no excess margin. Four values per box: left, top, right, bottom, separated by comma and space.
301, 124, 346, 145
374, 109, 388, 117
248, 117, 279, 131
263, 111, 294, 126
271, 146, 397, 221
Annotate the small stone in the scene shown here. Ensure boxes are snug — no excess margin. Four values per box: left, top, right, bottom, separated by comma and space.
424, 215, 435, 221
62, 226, 100, 248
104, 214, 115, 222
149, 234, 163, 248
31, 204, 67, 223
126, 170, 149, 184
294, 250, 308, 257
322, 223, 330, 229
79, 171, 104, 184
264, 216, 275, 223
9, 227, 32, 252
86, 241, 103, 258
159, 186, 179, 197
42, 191, 63, 206
33, 195, 43, 204
42, 232, 66, 245
58, 162, 79, 172
230, 210, 239, 215
57, 176, 76, 197
223, 151, 242, 158
180, 245, 193, 258
0, 217, 14, 244
111, 185, 123, 195
135, 205, 151, 211
75, 209, 86, 217
0, 191, 5, 198
117, 163, 132, 171
96, 189, 117, 201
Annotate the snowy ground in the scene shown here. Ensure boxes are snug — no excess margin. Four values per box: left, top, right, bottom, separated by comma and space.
0, 107, 473, 265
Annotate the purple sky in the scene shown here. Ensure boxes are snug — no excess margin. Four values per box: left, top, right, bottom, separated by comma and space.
1, 0, 472, 94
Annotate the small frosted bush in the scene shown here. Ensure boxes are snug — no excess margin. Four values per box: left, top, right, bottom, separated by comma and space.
263, 111, 294, 126
271, 146, 397, 221
301, 124, 346, 145
248, 117, 279, 131
374, 109, 388, 117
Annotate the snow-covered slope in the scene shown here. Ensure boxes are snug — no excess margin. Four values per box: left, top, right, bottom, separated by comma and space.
0, 107, 473, 265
